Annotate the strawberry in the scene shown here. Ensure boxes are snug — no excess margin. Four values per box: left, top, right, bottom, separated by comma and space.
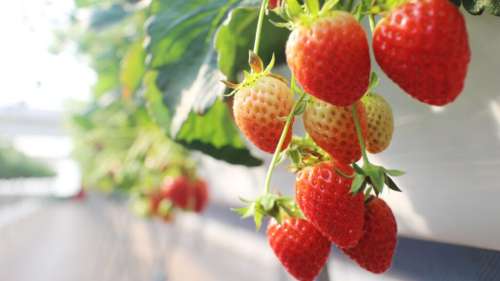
286, 11, 370, 106
296, 161, 365, 248
268, 0, 280, 9
373, 0, 470, 106
231, 55, 294, 153
162, 176, 194, 210
193, 178, 209, 213
303, 98, 367, 164
267, 218, 331, 281
342, 198, 397, 274
361, 93, 394, 154
148, 192, 174, 222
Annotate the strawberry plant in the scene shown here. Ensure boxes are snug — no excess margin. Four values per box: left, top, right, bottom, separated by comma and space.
63, 0, 499, 279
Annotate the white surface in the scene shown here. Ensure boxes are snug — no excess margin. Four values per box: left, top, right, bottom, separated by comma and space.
201, 13, 500, 251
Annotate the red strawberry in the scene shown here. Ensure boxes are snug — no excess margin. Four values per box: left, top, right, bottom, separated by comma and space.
233, 74, 294, 153
296, 161, 365, 248
373, 0, 470, 106
162, 176, 194, 210
268, 0, 280, 9
361, 93, 394, 154
303, 98, 367, 164
193, 179, 209, 213
267, 218, 331, 281
342, 198, 397, 274
286, 11, 370, 106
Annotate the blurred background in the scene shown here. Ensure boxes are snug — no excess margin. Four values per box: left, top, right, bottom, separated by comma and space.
1, 0, 500, 281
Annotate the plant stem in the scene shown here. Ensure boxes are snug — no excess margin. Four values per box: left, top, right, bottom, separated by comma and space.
346, 0, 354, 11
264, 78, 306, 194
351, 103, 370, 165
253, 0, 269, 56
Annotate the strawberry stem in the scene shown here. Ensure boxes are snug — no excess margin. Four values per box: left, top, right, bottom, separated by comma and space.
264, 76, 306, 194
253, 0, 269, 56
351, 103, 370, 165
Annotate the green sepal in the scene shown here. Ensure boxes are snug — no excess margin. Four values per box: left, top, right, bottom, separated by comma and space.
385, 176, 402, 192
351, 173, 366, 194
352, 163, 366, 175
158, 199, 174, 217
286, 135, 330, 172
286, 0, 303, 18
385, 168, 405, 177
305, 0, 321, 15
293, 97, 308, 115
233, 193, 303, 230
370, 167, 386, 195
320, 0, 340, 15
368, 73, 379, 92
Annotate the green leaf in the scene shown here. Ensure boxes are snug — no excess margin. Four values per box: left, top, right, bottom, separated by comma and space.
144, 71, 171, 132
147, 0, 234, 132
215, 7, 289, 82
175, 99, 262, 166
89, 4, 130, 30
453, 0, 500, 16
462, 0, 486, 14
120, 40, 146, 96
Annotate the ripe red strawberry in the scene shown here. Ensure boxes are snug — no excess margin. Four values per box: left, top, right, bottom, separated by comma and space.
162, 176, 194, 210
286, 11, 370, 106
373, 0, 470, 106
342, 198, 397, 274
233, 75, 294, 153
361, 93, 394, 154
296, 161, 365, 248
303, 98, 367, 164
193, 179, 209, 213
268, 0, 280, 9
267, 218, 331, 281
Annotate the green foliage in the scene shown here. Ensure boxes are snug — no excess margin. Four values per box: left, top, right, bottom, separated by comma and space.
66, 0, 268, 167
69, 96, 192, 192
453, 0, 500, 16
0, 141, 55, 179
176, 100, 262, 166
215, 7, 289, 82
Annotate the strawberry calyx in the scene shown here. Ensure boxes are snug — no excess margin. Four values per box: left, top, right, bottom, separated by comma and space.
272, 0, 346, 29
349, 73, 404, 199
222, 51, 286, 97
157, 198, 174, 217
350, 162, 404, 198
234, 193, 304, 230
286, 135, 331, 172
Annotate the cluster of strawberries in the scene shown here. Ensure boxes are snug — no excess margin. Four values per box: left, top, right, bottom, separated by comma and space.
145, 176, 209, 222
228, 0, 470, 280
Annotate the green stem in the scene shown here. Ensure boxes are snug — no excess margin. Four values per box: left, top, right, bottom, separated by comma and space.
264, 78, 306, 194
253, 0, 269, 56
351, 103, 370, 165
346, 0, 354, 11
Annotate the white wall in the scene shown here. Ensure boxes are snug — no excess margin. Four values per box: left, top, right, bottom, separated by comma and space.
200, 13, 500, 251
